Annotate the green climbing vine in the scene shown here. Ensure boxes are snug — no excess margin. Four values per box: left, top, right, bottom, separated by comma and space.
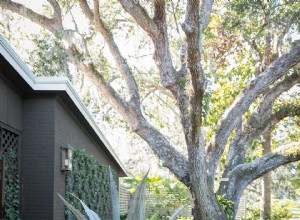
3, 147, 20, 220
65, 149, 116, 220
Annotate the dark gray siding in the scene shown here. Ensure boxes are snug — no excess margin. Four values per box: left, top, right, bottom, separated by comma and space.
21, 96, 55, 220
0, 74, 22, 131
1, 45, 124, 220
53, 96, 118, 219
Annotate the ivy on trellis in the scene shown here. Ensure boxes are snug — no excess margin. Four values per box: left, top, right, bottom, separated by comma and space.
0, 126, 20, 220
3, 148, 20, 220
65, 149, 117, 220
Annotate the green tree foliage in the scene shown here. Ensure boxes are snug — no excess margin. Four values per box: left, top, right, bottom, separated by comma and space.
28, 32, 70, 77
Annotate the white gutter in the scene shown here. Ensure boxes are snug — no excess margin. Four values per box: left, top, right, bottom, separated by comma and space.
0, 35, 127, 175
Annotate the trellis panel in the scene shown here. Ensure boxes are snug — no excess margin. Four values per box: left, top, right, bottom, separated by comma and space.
0, 126, 20, 219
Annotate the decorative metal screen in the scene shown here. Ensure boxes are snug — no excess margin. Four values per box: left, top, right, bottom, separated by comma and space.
0, 126, 19, 219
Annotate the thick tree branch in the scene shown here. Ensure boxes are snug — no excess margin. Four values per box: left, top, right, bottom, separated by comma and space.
0, 0, 63, 32
182, 0, 214, 142
223, 101, 300, 178
69, 43, 191, 185
117, 0, 157, 37
200, 0, 214, 30
149, 0, 191, 140
118, 0, 179, 94
46, 0, 62, 23
91, 0, 141, 109
182, 0, 199, 34
219, 142, 300, 211
136, 118, 190, 185
151, 0, 178, 91
236, 142, 300, 184
117, 0, 190, 137
223, 72, 300, 177
258, 70, 300, 117
78, 0, 94, 21
207, 42, 300, 177
182, 0, 205, 143
76, 0, 191, 182
117, 0, 177, 91
67, 45, 130, 117
181, 2, 225, 216
152, 1, 191, 139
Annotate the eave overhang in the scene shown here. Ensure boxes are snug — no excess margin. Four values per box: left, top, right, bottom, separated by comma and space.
0, 35, 127, 177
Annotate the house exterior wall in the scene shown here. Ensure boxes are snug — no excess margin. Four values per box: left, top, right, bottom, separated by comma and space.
21, 96, 56, 220
0, 74, 22, 131
20, 95, 120, 220
53, 96, 119, 220
1, 39, 125, 219
0, 58, 122, 220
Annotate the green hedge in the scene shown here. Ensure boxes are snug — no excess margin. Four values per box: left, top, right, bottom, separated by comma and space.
65, 149, 116, 219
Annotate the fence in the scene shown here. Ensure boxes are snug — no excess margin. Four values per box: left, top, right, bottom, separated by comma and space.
119, 184, 192, 217
236, 195, 246, 219
119, 185, 130, 216
119, 184, 246, 219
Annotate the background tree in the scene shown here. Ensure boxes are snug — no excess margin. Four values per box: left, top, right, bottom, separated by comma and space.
217, 1, 300, 219
0, 0, 300, 219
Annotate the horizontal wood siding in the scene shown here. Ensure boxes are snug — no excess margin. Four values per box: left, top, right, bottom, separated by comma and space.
0, 74, 22, 131
54, 96, 119, 220
21, 96, 55, 220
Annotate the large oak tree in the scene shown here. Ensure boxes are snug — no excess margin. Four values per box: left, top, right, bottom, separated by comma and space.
1, 0, 300, 219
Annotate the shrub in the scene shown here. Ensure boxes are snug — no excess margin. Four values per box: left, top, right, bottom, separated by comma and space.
244, 199, 295, 220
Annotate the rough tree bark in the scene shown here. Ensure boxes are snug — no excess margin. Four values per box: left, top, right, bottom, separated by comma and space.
219, 142, 300, 215
260, 131, 272, 220
260, 24, 272, 220
1, 1, 300, 219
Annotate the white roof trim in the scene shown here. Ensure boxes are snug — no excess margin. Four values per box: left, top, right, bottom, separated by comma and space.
0, 35, 126, 174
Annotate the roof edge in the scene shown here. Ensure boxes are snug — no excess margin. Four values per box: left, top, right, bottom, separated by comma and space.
0, 35, 127, 176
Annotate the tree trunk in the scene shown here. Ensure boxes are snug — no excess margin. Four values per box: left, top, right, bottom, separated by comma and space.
190, 173, 225, 219
260, 20, 272, 219
187, 141, 225, 219
192, 197, 225, 220
219, 175, 247, 219
260, 131, 272, 220
260, 172, 271, 220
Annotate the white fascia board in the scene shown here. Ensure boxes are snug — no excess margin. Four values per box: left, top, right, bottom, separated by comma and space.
0, 36, 37, 88
0, 35, 126, 174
